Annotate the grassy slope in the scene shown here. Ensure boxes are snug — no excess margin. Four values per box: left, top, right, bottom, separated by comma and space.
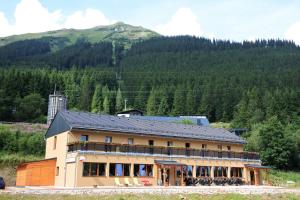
0, 22, 160, 48
269, 170, 300, 187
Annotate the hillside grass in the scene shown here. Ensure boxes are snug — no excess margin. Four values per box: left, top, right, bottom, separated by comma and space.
0, 194, 299, 200
269, 170, 300, 187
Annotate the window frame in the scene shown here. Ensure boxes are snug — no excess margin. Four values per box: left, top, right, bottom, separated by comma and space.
109, 163, 131, 177
133, 164, 153, 177
128, 138, 134, 145
105, 136, 112, 143
82, 162, 106, 177
80, 135, 89, 142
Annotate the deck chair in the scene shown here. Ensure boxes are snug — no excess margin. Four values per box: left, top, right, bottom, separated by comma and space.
114, 177, 124, 186
133, 177, 142, 186
124, 177, 133, 186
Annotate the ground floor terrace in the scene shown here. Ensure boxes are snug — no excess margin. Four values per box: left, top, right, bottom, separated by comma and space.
57, 152, 269, 187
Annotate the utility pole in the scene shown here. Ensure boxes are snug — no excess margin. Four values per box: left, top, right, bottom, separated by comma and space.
124, 99, 128, 111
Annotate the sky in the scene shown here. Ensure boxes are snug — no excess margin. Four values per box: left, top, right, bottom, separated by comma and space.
1, 0, 300, 44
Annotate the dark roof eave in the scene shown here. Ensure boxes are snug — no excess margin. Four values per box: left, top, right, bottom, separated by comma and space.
70, 126, 246, 145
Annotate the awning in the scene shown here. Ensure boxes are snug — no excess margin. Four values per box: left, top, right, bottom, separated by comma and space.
245, 164, 272, 169
155, 160, 186, 167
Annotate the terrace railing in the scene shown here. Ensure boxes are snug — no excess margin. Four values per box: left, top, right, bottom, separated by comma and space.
67, 142, 260, 160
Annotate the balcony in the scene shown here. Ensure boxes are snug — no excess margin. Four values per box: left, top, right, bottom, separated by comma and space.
67, 142, 260, 161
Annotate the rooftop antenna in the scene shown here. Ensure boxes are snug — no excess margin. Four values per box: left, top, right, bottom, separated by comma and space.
54, 84, 57, 95
124, 99, 128, 111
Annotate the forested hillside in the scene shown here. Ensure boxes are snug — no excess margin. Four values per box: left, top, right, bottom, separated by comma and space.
0, 32, 300, 170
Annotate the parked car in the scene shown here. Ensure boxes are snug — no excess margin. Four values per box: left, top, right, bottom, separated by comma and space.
0, 177, 5, 189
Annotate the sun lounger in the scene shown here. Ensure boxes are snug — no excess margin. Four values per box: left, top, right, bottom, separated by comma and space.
114, 177, 124, 186
133, 178, 142, 186
124, 177, 133, 186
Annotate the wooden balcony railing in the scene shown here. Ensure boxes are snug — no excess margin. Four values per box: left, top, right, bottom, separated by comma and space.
67, 142, 260, 160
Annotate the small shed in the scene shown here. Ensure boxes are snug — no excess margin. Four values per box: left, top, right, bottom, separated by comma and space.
16, 158, 56, 186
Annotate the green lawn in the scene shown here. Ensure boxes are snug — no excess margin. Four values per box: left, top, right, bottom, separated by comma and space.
0, 194, 299, 200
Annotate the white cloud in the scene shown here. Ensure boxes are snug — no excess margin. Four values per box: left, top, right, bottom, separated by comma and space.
155, 7, 202, 36
0, 12, 13, 37
64, 8, 112, 29
285, 22, 300, 45
14, 0, 62, 34
0, 0, 113, 37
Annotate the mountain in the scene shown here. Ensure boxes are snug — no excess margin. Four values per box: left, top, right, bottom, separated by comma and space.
0, 22, 160, 50
0, 22, 160, 68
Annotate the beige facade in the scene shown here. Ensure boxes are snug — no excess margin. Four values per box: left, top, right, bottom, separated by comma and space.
44, 129, 266, 187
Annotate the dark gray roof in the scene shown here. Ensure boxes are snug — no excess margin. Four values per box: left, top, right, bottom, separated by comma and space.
45, 111, 245, 144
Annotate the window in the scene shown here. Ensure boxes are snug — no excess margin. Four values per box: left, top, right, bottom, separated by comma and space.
83, 163, 90, 176
105, 136, 112, 143
227, 146, 231, 151
128, 138, 134, 145
133, 164, 153, 177
80, 135, 89, 142
98, 163, 106, 176
185, 143, 191, 156
134, 164, 139, 176
109, 163, 116, 176
149, 140, 154, 154
139, 164, 146, 176
167, 141, 173, 155
167, 141, 173, 147
146, 165, 153, 176
231, 167, 243, 178
53, 136, 57, 150
56, 166, 59, 176
196, 166, 210, 177
91, 163, 98, 176
82, 162, 106, 177
217, 145, 222, 151
201, 144, 207, 149
109, 163, 130, 177
214, 166, 228, 177
183, 165, 193, 177
124, 164, 131, 176
116, 164, 123, 176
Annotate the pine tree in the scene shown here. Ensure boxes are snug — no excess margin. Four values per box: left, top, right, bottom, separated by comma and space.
157, 89, 169, 115
91, 84, 102, 113
79, 75, 93, 111
146, 89, 158, 115
115, 88, 124, 112
172, 85, 186, 116
103, 96, 110, 114
186, 86, 196, 115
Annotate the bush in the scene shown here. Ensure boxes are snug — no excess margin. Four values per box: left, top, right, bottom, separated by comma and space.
0, 126, 45, 156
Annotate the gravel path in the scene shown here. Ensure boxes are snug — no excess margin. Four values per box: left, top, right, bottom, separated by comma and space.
1, 186, 300, 196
